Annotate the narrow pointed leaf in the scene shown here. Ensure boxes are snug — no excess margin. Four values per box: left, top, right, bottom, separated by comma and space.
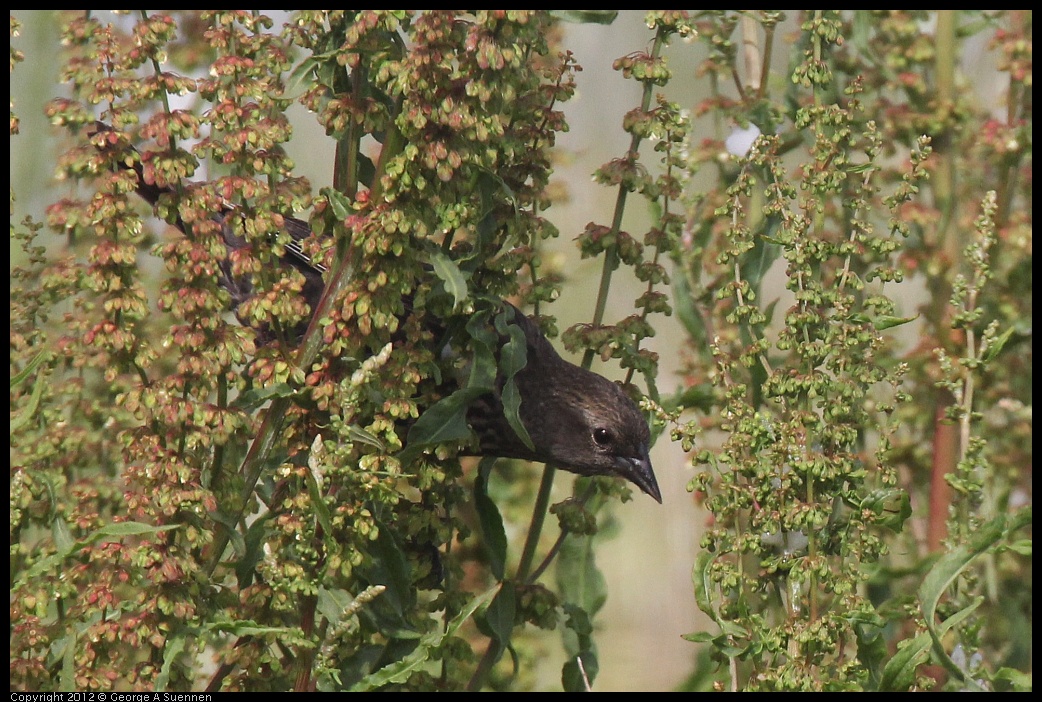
351, 584, 501, 690
494, 306, 534, 451
430, 249, 470, 310
474, 457, 508, 580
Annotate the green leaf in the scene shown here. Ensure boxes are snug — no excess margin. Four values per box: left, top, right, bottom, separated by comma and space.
351, 583, 501, 691
662, 382, 715, 414
204, 620, 296, 637
355, 153, 377, 190
918, 509, 1031, 689
494, 306, 535, 451
317, 587, 355, 625
51, 516, 74, 555
10, 350, 48, 431
463, 582, 507, 622
60, 627, 76, 692
465, 312, 499, 392
846, 162, 877, 174
1004, 539, 1031, 556
681, 631, 718, 643
20, 522, 181, 582
474, 457, 508, 580
476, 581, 516, 646
562, 649, 599, 691
550, 10, 618, 24
343, 424, 387, 451
859, 488, 912, 530
879, 630, 932, 691
304, 454, 339, 558
236, 512, 274, 587
689, 550, 749, 645
481, 168, 517, 211
232, 382, 298, 412
739, 234, 781, 291
671, 267, 708, 349
325, 187, 355, 221
874, 314, 919, 330
317, 585, 387, 631
156, 631, 187, 692
429, 248, 470, 310
403, 387, 485, 456
362, 519, 417, 619
562, 603, 593, 638
762, 297, 781, 326
93, 522, 182, 538
557, 533, 606, 618
982, 325, 1016, 363
287, 52, 334, 91
561, 605, 598, 690
691, 549, 715, 620
990, 666, 1033, 692
10, 349, 48, 387
401, 308, 518, 461
850, 613, 889, 690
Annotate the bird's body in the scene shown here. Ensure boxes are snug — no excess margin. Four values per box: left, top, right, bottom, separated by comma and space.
88, 123, 661, 502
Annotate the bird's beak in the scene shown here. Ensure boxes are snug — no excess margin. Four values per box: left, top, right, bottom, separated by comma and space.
616, 446, 661, 503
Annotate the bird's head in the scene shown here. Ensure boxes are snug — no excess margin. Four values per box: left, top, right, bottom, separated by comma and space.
466, 303, 662, 503
529, 365, 661, 503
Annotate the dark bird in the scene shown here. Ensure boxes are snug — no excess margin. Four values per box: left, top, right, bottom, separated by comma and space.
86, 123, 661, 502
467, 307, 658, 501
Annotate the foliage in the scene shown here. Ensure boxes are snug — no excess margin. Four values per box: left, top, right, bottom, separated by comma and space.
11, 10, 587, 692
669, 10, 1031, 692
10, 9, 1032, 693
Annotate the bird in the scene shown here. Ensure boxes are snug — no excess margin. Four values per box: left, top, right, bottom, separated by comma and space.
464, 304, 659, 501
86, 122, 661, 502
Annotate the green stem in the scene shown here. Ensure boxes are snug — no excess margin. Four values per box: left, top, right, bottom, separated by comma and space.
516, 463, 557, 582
140, 10, 174, 118
334, 65, 366, 199
582, 24, 669, 367
467, 638, 502, 692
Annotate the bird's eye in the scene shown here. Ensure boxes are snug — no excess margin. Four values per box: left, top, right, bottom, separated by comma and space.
593, 427, 613, 446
